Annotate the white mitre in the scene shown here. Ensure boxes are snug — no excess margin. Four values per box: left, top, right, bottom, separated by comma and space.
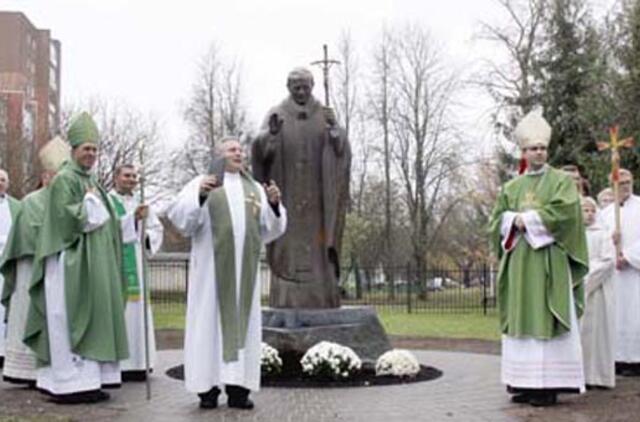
514, 107, 551, 149
39, 135, 70, 171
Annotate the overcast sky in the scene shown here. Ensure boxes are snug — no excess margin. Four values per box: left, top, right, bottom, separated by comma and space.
1, 0, 616, 150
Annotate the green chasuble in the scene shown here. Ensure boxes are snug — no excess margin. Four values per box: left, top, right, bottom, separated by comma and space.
488, 166, 588, 340
1, 188, 47, 318
207, 172, 262, 362
24, 161, 129, 365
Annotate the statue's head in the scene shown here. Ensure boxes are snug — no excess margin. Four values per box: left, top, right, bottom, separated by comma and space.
287, 67, 314, 106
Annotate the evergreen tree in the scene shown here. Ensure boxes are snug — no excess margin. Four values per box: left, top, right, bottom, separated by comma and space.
612, 0, 640, 192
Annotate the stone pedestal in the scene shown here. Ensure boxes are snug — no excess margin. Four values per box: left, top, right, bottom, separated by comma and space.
262, 306, 392, 362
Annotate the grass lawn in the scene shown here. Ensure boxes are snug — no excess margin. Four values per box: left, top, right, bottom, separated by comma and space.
377, 309, 500, 341
152, 301, 500, 341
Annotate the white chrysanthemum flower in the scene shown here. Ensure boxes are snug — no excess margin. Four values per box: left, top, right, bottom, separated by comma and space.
375, 349, 420, 377
300, 341, 362, 379
261, 342, 283, 375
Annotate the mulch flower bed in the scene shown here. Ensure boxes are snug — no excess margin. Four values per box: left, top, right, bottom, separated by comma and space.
166, 351, 442, 388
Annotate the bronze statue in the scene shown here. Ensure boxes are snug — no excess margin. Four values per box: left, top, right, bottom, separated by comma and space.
252, 67, 351, 309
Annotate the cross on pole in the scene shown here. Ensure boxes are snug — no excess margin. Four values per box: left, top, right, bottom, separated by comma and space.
597, 125, 634, 258
311, 44, 340, 107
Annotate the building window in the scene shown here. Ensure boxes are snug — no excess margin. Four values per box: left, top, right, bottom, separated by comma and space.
50, 42, 58, 67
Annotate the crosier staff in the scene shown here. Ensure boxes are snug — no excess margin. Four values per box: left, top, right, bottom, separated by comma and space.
137, 136, 152, 400
597, 126, 634, 259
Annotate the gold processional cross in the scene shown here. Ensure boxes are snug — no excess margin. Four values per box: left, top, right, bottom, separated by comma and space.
597, 126, 634, 258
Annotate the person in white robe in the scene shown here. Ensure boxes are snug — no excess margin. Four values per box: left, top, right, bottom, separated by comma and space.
0, 168, 21, 368
597, 187, 614, 209
109, 164, 163, 381
25, 113, 130, 404
579, 197, 616, 388
166, 137, 286, 410
1, 138, 68, 385
601, 169, 640, 376
490, 109, 587, 407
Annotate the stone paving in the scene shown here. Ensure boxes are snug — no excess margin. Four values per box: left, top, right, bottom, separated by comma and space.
1, 349, 640, 422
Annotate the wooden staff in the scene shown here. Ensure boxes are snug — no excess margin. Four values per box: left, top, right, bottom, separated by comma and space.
138, 136, 152, 400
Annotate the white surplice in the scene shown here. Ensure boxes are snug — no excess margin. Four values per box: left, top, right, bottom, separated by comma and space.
0, 195, 13, 359
580, 222, 616, 387
3, 257, 37, 381
109, 191, 163, 373
37, 193, 122, 395
601, 195, 640, 363
499, 202, 585, 391
166, 172, 287, 393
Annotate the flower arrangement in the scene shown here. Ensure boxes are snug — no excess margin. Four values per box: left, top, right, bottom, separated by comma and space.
300, 341, 362, 379
260, 342, 283, 375
375, 349, 421, 377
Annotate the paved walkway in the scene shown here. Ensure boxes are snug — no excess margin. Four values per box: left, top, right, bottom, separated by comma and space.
1, 349, 639, 421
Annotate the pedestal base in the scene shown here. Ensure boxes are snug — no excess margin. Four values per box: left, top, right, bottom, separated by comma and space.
262, 306, 392, 362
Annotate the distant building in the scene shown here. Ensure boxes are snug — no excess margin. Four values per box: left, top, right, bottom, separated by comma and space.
0, 11, 61, 197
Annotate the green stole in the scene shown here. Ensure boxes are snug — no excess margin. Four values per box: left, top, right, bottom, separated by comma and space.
207, 172, 262, 363
110, 193, 141, 301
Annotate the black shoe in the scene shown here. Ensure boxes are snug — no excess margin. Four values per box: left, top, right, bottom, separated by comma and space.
529, 392, 557, 407
510, 393, 531, 404
198, 387, 220, 409
122, 370, 149, 382
102, 383, 121, 389
3, 375, 37, 388
50, 389, 110, 405
0, 356, 4, 368
226, 385, 254, 410
228, 397, 254, 410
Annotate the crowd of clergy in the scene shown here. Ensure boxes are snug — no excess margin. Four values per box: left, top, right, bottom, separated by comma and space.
490, 108, 640, 407
0, 112, 286, 409
0, 104, 639, 412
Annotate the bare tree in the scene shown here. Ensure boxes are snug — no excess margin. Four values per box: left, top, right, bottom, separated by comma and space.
475, 0, 547, 140
368, 26, 397, 292
62, 98, 167, 198
171, 42, 249, 189
390, 24, 463, 297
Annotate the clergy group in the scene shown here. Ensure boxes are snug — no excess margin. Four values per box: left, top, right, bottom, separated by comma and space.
1, 105, 640, 411
490, 108, 640, 407
0, 111, 286, 409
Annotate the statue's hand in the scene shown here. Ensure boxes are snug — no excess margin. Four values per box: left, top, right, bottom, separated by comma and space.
268, 113, 284, 135
323, 106, 337, 127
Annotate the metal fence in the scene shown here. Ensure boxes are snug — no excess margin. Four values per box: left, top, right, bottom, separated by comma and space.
148, 253, 497, 325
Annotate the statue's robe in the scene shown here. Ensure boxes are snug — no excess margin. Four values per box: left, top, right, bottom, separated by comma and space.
0, 193, 20, 364
24, 161, 129, 395
166, 171, 286, 393
109, 190, 164, 375
1, 188, 47, 383
601, 195, 640, 366
489, 165, 588, 392
252, 96, 350, 308
580, 221, 616, 387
